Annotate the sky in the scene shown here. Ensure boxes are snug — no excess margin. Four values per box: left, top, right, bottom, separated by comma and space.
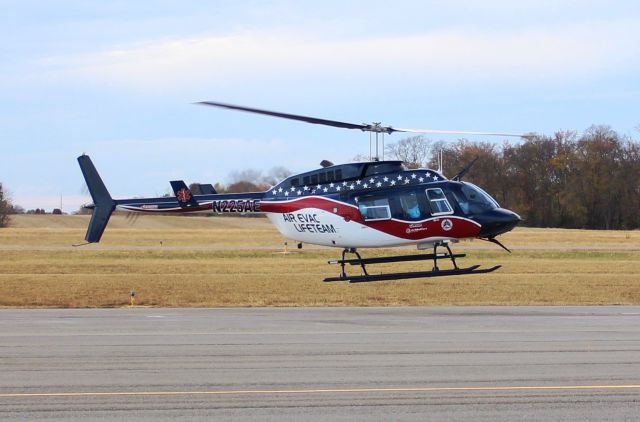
1, 0, 639, 212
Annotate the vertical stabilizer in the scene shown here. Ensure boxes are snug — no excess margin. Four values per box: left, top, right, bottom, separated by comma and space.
77, 155, 115, 243
169, 180, 200, 208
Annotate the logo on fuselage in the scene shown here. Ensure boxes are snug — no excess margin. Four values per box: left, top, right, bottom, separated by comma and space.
441, 219, 453, 231
406, 223, 428, 234
177, 188, 191, 203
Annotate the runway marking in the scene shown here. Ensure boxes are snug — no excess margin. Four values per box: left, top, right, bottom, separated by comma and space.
2, 385, 640, 398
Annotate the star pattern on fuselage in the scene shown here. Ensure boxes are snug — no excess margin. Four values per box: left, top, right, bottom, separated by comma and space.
268, 169, 443, 199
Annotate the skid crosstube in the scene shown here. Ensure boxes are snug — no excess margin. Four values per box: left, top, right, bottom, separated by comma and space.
324, 265, 501, 283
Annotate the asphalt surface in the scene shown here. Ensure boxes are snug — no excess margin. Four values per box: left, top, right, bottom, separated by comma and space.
1, 307, 639, 421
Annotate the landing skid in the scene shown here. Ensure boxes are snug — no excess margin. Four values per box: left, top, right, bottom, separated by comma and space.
324, 243, 501, 283
324, 265, 501, 283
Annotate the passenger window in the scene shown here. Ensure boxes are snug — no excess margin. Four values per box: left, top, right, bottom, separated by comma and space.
303, 176, 310, 185
311, 174, 318, 184
426, 188, 453, 215
357, 197, 391, 221
398, 191, 422, 220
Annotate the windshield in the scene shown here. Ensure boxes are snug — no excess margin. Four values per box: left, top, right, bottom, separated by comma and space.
448, 182, 499, 215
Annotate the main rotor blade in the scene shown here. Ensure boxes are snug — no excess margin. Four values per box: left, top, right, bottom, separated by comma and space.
197, 101, 370, 131
197, 101, 532, 138
393, 127, 528, 138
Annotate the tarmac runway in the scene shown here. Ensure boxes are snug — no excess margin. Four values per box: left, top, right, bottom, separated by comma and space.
1, 307, 639, 421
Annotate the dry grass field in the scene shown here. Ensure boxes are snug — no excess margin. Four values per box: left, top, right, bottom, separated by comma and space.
1, 214, 639, 307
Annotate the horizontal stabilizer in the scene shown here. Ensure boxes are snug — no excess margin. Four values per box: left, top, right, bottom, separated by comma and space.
198, 183, 217, 194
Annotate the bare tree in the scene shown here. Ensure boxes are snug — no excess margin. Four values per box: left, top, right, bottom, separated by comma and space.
229, 167, 291, 185
187, 183, 204, 195
261, 166, 292, 186
201, 167, 292, 193
385, 135, 432, 168
229, 169, 263, 184
0, 183, 11, 228
351, 154, 370, 162
226, 180, 270, 193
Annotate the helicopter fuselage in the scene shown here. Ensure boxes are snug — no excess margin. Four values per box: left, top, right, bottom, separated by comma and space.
260, 161, 520, 248
100, 160, 520, 249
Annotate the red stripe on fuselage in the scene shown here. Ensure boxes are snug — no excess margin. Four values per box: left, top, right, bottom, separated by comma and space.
261, 197, 481, 240
119, 203, 213, 213
261, 197, 362, 221
365, 217, 481, 240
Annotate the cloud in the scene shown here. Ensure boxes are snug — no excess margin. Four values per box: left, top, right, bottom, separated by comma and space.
77, 135, 321, 190
40, 20, 640, 92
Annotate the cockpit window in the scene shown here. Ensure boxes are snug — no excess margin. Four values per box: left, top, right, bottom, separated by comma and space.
450, 183, 499, 215
426, 188, 453, 215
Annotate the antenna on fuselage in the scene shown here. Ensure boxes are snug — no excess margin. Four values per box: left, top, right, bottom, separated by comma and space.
452, 156, 479, 181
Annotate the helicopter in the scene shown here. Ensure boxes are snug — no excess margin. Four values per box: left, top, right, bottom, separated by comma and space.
78, 101, 523, 282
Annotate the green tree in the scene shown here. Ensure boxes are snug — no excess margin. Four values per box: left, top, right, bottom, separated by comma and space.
432, 140, 509, 206
573, 126, 625, 229
425, 128, 640, 229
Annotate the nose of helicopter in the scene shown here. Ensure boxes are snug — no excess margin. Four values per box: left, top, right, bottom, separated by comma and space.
477, 208, 521, 238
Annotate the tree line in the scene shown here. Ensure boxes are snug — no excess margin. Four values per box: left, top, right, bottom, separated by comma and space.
190, 166, 291, 194
388, 126, 640, 230
2, 125, 638, 230
0, 183, 52, 227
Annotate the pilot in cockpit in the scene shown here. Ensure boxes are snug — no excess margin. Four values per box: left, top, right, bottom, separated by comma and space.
402, 193, 421, 219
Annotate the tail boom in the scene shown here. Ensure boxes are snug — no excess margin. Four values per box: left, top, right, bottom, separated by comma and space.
114, 193, 263, 214
78, 154, 267, 242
